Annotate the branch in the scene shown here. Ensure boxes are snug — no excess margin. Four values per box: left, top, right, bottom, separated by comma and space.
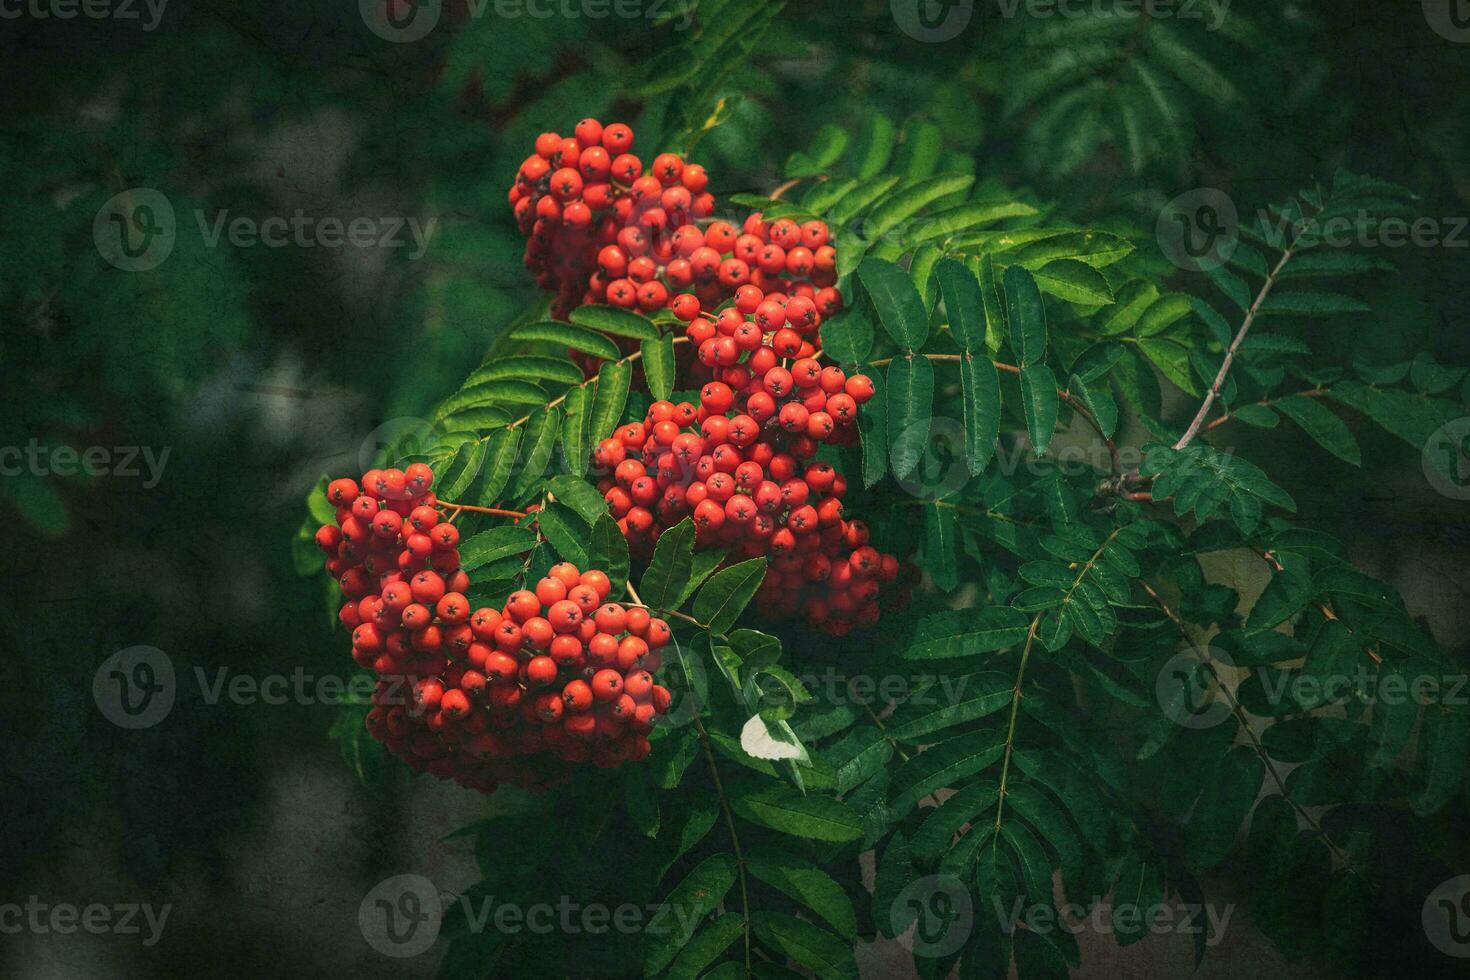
1173, 245, 1298, 450
1138, 579, 1351, 867
992, 613, 1043, 842
868, 351, 1120, 473
1203, 388, 1328, 433
692, 715, 752, 975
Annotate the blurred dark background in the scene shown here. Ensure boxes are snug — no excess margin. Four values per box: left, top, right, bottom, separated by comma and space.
1, 1, 1467, 976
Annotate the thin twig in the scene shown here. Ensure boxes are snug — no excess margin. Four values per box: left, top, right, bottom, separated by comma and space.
1174, 246, 1298, 449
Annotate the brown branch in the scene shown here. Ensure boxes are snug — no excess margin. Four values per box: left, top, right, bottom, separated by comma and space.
1174, 246, 1298, 449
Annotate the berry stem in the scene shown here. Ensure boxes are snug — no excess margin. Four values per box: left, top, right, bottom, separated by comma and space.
435, 502, 528, 520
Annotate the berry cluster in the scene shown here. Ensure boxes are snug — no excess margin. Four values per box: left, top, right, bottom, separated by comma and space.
509, 118, 715, 320
600, 211, 844, 330
592, 341, 904, 634
315, 466, 672, 792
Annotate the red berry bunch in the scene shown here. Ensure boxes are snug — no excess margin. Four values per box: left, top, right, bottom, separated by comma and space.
315, 467, 674, 792
591, 353, 903, 634
509, 118, 716, 320
600, 211, 845, 329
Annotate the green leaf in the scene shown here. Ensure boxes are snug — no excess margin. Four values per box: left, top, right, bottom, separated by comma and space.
641, 335, 676, 402
437, 437, 487, 500
859, 376, 888, 487
641, 518, 697, 609
750, 912, 858, 980
1138, 336, 1200, 395
747, 846, 858, 941
887, 355, 935, 480
588, 513, 629, 596
818, 310, 874, 365
589, 359, 633, 445
1004, 265, 1048, 366
459, 526, 537, 572
858, 257, 930, 349
960, 355, 1003, 476
846, 112, 896, 179
1010, 230, 1134, 269
1275, 395, 1361, 466
663, 914, 744, 980
508, 408, 561, 500
1136, 293, 1194, 337
569, 304, 660, 340
511, 321, 621, 361
1411, 705, 1470, 816
692, 558, 767, 634
1033, 258, 1114, 306
1068, 373, 1117, 439
560, 386, 594, 477
889, 729, 1007, 811
909, 201, 1039, 246
1259, 291, 1370, 317
546, 474, 609, 524
475, 427, 522, 505
886, 672, 1014, 742
866, 174, 976, 241
936, 258, 987, 352
785, 123, 850, 178
732, 787, 863, 842
904, 608, 1032, 659
643, 854, 737, 977
1019, 363, 1060, 456
434, 380, 547, 420
466, 354, 583, 388
1185, 745, 1265, 870
534, 503, 590, 567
